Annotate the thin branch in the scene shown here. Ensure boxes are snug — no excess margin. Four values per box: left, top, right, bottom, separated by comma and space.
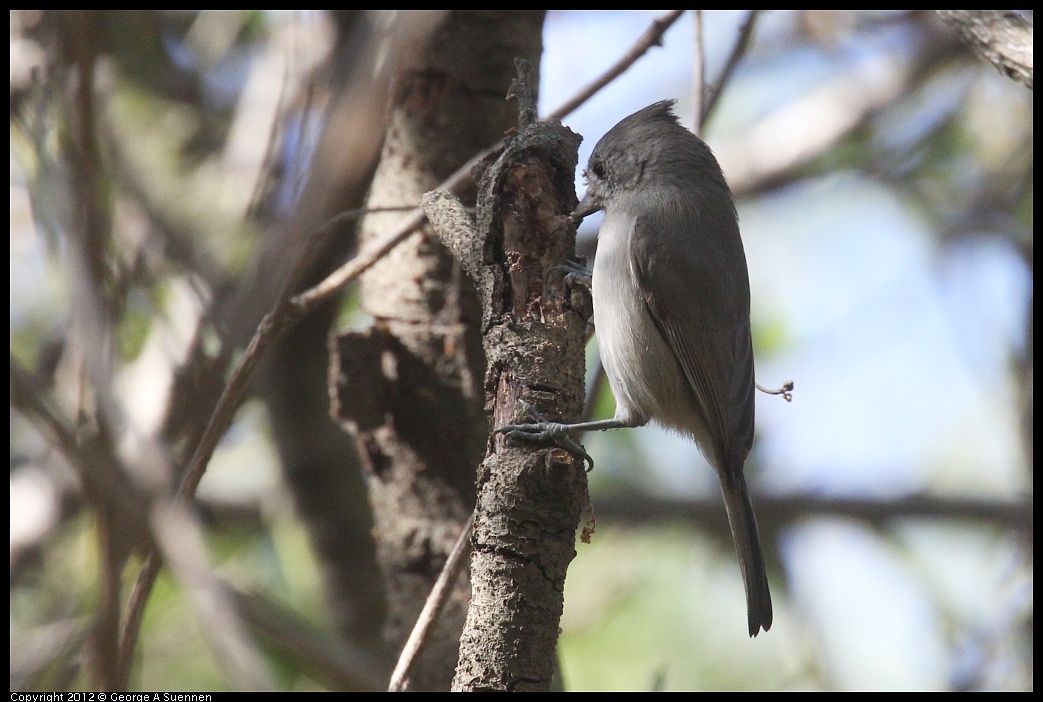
757, 380, 794, 402
701, 9, 760, 133
118, 300, 283, 680
595, 493, 1033, 532
718, 22, 965, 197
290, 206, 427, 314
233, 589, 390, 692
14, 356, 150, 690
11, 361, 130, 692
389, 510, 476, 692
692, 10, 706, 135
117, 205, 381, 675
117, 550, 160, 687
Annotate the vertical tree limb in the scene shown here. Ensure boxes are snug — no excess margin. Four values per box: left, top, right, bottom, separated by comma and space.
329, 12, 546, 690
428, 59, 589, 692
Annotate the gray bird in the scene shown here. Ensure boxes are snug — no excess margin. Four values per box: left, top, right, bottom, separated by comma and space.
503, 100, 772, 636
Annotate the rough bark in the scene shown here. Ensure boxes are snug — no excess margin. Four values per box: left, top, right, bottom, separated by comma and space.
423, 63, 590, 692
936, 10, 1033, 89
329, 11, 546, 691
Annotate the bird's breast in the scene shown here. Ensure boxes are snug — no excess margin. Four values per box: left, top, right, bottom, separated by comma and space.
592, 211, 690, 429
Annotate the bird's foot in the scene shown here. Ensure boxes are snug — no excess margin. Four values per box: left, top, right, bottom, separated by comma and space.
495, 400, 594, 470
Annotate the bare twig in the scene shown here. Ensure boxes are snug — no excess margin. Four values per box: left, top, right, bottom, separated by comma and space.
290, 206, 427, 314
12, 358, 168, 690
757, 380, 794, 402
117, 550, 160, 687
58, 15, 123, 689
701, 10, 760, 133
692, 10, 706, 135
388, 510, 476, 692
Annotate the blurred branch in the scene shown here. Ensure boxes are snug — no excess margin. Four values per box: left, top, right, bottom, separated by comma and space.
691, 11, 705, 134
11, 358, 103, 477
718, 20, 965, 197
595, 492, 1033, 532
51, 15, 133, 688
148, 503, 275, 690
234, 590, 390, 691
936, 11, 1033, 89
700, 10, 760, 134
9, 617, 87, 691
11, 355, 273, 690
118, 204, 367, 674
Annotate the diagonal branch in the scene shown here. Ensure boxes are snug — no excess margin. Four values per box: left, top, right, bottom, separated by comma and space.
701, 10, 760, 133
936, 10, 1033, 89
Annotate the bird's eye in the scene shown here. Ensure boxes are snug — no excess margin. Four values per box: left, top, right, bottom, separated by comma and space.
590, 160, 606, 179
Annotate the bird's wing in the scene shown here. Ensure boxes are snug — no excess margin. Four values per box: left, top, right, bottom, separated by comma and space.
631, 197, 755, 474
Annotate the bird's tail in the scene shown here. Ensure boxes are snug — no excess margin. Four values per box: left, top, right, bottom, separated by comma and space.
719, 471, 773, 636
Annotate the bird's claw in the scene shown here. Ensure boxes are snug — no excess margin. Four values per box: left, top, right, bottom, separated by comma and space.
495, 401, 594, 471
557, 258, 592, 290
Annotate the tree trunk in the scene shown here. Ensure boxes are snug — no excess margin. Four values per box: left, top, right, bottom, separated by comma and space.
330, 11, 546, 691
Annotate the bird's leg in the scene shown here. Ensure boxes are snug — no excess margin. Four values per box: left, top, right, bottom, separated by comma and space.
495, 400, 632, 471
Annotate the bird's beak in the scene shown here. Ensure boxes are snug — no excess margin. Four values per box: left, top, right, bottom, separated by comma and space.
571, 191, 603, 221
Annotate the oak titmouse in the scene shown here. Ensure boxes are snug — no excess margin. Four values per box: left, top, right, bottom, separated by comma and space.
504, 100, 772, 636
